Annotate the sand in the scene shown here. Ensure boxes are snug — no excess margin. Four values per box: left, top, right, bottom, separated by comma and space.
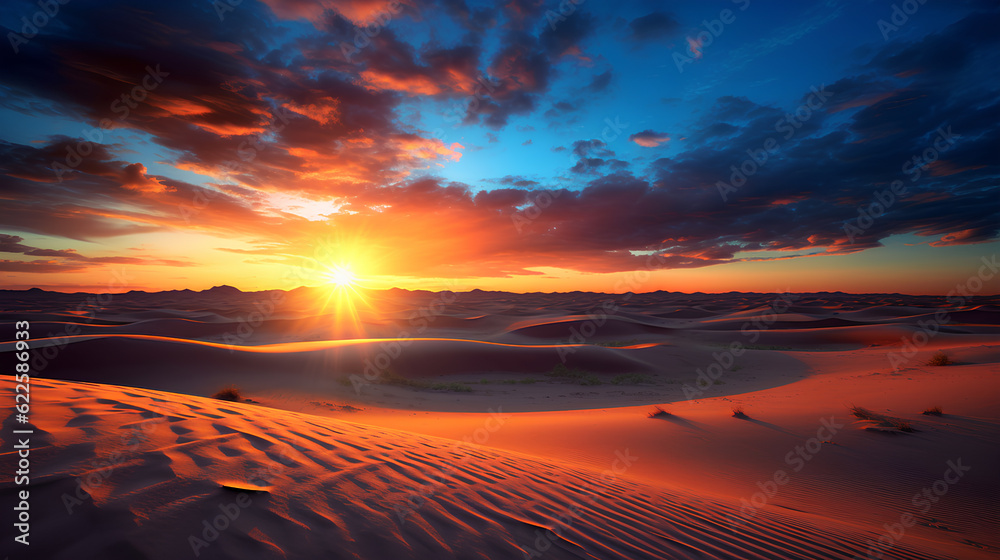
1, 287, 999, 559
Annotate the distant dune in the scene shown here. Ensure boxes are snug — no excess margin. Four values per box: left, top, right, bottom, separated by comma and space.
1, 288, 999, 559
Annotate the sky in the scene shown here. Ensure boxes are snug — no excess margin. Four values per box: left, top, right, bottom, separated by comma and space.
0, 0, 998, 294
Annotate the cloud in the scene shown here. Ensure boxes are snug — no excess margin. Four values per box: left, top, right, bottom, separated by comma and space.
588, 70, 612, 92
629, 130, 670, 147
0, 2, 997, 284
259, 0, 415, 26
539, 9, 595, 57
0, 234, 195, 273
628, 11, 680, 42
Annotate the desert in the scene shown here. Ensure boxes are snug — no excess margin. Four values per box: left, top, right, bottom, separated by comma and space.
2, 287, 998, 559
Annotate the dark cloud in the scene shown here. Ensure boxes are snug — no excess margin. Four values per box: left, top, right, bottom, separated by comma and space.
543, 100, 579, 119
588, 70, 613, 92
628, 11, 680, 42
439, 0, 496, 31
569, 140, 626, 175
539, 9, 595, 56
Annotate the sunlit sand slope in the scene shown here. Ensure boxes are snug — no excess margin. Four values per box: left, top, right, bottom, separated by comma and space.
0, 377, 946, 560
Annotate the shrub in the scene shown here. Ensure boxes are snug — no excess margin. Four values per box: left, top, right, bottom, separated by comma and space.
893, 420, 914, 432
850, 405, 877, 420
927, 351, 952, 366
549, 364, 573, 377
648, 406, 670, 418
579, 374, 602, 386
850, 405, 915, 432
732, 406, 749, 419
922, 406, 943, 416
212, 385, 242, 402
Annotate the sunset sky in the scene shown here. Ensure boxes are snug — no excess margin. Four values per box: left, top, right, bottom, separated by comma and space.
1, 0, 998, 294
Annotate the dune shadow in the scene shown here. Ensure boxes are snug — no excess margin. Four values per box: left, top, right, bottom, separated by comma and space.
651, 415, 709, 432
928, 414, 999, 429
740, 418, 798, 436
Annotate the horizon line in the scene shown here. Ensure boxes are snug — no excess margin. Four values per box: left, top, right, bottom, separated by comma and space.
1, 285, 995, 298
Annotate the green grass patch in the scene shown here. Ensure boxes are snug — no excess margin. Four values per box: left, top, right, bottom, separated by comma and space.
611, 373, 652, 385
428, 382, 473, 392
549, 364, 603, 385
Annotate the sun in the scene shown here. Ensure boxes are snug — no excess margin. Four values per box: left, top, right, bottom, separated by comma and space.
314, 261, 370, 336
326, 264, 356, 289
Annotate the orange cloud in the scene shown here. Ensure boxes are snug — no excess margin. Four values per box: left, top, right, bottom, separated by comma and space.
146, 96, 213, 117
394, 137, 464, 162
260, 0, 409, 27
282, 97, 341, 125
359, 70, 444, 96
121, 163, 171, 194
687, 36, 704, 60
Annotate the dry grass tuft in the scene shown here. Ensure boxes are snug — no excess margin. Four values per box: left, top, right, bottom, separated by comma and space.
211, 385, 242, 402
849, 404, 914, 432
647, 406, 671, 418
927, 351, 953, 366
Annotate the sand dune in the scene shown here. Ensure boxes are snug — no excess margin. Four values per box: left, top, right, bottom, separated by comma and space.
0, 378, 961, 560
2, 288, 999, 559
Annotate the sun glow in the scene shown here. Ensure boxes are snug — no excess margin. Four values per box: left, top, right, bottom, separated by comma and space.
314, 258, 373, 338
326, 265, 357, 288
